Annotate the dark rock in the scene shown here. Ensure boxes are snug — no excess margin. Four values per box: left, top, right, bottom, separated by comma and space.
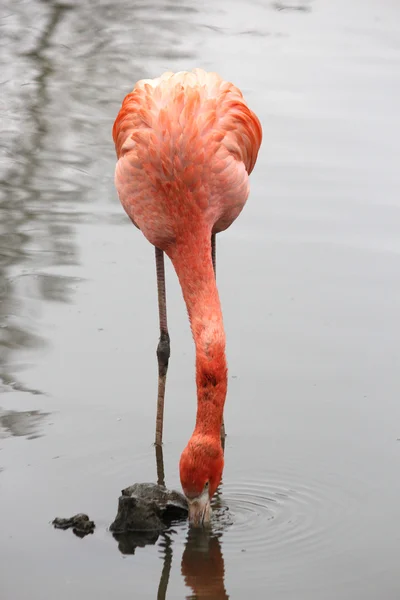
110, 495, 164, 533
52, 483, 188, 551
52, 513, 95, 537
110, 483, 188, 533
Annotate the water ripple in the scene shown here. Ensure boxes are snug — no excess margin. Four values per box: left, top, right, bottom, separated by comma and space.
212, 469, 363, 559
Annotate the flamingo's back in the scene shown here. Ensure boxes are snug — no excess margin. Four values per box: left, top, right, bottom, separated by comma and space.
113, 69, 262, 249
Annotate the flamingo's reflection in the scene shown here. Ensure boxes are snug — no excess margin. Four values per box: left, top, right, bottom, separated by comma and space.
182, 527, 228, 599
112, 444, 229, 599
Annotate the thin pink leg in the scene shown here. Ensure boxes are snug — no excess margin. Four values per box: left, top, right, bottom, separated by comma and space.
211, 232, 217, 276
155, 247, 170, 446
212, 233, 226, 445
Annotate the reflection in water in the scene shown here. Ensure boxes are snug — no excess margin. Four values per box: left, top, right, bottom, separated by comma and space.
0, 1, 79, 394
0, 405, 49, 472
157, 532, 173, 600
0, 407, 49, 439
113, 529, 161, 555
182, 529, 228, 600
273, 0, 312, 11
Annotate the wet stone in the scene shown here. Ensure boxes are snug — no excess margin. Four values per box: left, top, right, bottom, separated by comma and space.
52, 513, 95, 538
110, 483, 188, 533
52, 483, 188, 548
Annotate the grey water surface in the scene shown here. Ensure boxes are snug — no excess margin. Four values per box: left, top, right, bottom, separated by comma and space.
1, 0, 400, 598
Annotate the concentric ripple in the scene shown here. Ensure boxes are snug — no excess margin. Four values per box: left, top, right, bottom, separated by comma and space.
210, 468, 365, 560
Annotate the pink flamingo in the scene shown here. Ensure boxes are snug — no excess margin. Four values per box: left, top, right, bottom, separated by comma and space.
113, 69, 262, 525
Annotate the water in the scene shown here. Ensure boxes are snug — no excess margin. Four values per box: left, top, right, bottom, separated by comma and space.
1, 0, 400, 598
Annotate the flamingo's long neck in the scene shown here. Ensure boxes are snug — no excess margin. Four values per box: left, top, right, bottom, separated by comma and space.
168, 227, 227, 439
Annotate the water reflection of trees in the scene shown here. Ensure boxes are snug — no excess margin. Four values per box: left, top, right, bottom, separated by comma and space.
0, 407, 49, 439
0, 0, 197, 393
0, 1, 80, 393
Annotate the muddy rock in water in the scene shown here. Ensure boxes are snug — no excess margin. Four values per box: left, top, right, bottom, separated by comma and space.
110, 483, 188, 533
52, 513, 95, 537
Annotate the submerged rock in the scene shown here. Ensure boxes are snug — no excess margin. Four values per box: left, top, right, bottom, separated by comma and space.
52, 483, 187, 550
52, 513, 95, 537
110, 483, 188, 533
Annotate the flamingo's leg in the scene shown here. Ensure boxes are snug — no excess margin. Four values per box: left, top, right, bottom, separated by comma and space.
211, 233, 226, 445
155, 247, 170, 446
211, 232, 217, 276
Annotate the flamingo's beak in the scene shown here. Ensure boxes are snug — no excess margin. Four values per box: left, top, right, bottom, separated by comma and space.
187, 489, 211, 527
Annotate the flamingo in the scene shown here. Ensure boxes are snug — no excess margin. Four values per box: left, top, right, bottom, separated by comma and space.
113, 69, 262, 526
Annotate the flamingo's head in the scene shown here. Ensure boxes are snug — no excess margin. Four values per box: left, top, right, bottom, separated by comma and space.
179, 434, 224, 527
